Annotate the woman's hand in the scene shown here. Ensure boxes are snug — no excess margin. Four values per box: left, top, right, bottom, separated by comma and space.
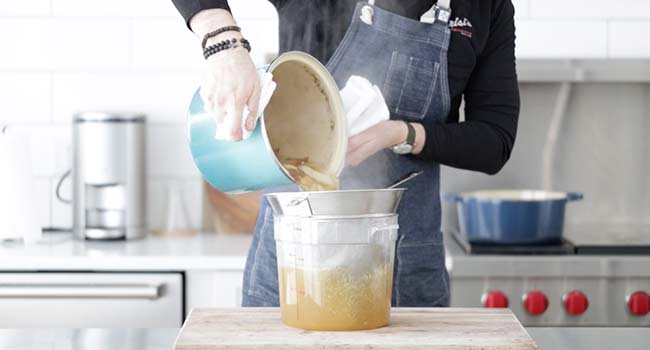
346, 120, 426, 167
191, 9, 260, 141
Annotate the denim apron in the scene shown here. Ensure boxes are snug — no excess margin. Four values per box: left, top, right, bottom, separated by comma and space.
242, 0, 452, 307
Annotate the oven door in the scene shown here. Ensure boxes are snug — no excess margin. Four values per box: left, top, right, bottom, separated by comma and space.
0, 273, 183, 327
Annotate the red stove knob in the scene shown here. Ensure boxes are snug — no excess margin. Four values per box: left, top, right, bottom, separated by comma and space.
627, 291, 650, 316
523, 290, 549, 315
482, 291, 509, 308
563, 290, 589, 315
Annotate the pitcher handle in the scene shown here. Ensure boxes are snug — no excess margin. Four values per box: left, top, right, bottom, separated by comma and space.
369, 223, 399, 243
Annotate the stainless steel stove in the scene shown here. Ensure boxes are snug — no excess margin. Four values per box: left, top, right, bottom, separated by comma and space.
444, 224, 650, 327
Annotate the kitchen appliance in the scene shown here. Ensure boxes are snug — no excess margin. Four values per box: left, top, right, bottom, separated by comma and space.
446, 223, 650, 327
71, 112, 146, 240
0, 272, 182, 327
187, 51, 347, 193
0, 127, 41, 243
444, 190, 583, 245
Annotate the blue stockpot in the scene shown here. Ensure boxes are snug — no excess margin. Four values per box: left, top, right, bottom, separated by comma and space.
444, 190, 583, 245
187, 86, 290, 193
186, 52, 346, 193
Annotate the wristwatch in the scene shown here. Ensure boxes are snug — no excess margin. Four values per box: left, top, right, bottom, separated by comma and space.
391, 121, 416, 155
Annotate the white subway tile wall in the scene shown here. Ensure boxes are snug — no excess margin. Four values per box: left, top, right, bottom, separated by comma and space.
608, 21, 650, 58
1, 0, 649, 231
516, 20, 608, 58
0, 73, 51, 123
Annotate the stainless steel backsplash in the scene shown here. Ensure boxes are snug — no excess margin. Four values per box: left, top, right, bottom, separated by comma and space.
441, 82, 650, 232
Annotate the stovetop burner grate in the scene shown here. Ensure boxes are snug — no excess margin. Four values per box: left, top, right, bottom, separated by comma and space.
450, 231, 576, 255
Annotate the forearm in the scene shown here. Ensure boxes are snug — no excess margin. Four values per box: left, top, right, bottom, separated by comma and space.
171, 0, 231, 29
387, 121, 426, 155
417, 119, 516, 175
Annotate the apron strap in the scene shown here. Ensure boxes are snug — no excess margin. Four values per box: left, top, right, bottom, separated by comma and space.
438, 0, 451, 9
435, 0, 451, 23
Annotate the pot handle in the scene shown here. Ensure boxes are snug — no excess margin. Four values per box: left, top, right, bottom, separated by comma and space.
443, 193, 463, 202
566, 192, 584, 201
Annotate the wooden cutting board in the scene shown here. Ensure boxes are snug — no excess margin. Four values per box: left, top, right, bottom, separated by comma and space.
174, 308, 537, 350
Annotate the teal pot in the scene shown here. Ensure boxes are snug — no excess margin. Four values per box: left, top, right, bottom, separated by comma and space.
187, 52, 347, 193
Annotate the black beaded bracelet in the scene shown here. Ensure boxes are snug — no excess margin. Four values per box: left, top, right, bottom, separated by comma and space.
203, 38, 251, 59
201, 25, 241, 49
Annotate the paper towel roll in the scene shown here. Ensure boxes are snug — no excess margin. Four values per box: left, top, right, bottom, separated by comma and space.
0, 128, 42, 243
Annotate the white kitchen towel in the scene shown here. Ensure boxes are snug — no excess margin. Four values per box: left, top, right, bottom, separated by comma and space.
339, 75, 390, 136
214, 70, 277, 140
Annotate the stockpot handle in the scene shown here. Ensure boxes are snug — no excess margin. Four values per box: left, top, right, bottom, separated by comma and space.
566, 192, 584, 201
442, 193, 463, 202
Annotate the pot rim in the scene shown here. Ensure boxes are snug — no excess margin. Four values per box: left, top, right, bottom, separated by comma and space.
274, 213, 399, 220
266, 188, 406, 196
260, 51, 348, 183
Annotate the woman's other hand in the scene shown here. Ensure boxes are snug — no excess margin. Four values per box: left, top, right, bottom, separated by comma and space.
346, 120, 426, 167
191, 9, 261, 141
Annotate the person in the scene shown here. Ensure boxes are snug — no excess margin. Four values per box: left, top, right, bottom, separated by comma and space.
172, 0, 519, 307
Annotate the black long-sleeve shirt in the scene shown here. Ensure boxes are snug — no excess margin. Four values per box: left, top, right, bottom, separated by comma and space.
173, 0, 519, 175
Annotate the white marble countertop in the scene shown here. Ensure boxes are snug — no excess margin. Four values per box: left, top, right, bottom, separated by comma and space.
0, 232, 251, 271
0, 327, 648, 350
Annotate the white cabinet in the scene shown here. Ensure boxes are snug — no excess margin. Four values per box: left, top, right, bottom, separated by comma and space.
185, 270, 245, 311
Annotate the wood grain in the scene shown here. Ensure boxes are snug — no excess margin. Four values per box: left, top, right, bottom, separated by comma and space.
203, 182, 260, 234
174, 308, 538, 350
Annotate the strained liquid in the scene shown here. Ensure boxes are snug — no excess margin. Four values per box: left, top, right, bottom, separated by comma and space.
278, 264, 393, 331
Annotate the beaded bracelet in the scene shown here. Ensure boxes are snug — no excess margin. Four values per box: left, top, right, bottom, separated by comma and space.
201, 25, 241, 49
203, 38, 251, 59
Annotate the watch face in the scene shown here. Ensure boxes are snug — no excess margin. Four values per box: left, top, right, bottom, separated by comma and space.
392, 143, 413, 155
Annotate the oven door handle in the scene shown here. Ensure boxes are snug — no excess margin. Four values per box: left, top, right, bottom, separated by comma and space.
0, 283, 162, 299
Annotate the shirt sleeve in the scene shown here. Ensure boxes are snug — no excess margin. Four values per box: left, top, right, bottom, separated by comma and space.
416, 0, 519, 175
171, 0, 231, 29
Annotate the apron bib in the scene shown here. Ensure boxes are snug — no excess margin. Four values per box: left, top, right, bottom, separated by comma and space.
243, 0, 452, 307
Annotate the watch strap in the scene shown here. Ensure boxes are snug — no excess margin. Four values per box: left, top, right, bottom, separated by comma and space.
405, 122, 416, 146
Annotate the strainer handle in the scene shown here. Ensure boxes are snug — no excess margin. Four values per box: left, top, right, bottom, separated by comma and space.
288, 196, 309, 207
